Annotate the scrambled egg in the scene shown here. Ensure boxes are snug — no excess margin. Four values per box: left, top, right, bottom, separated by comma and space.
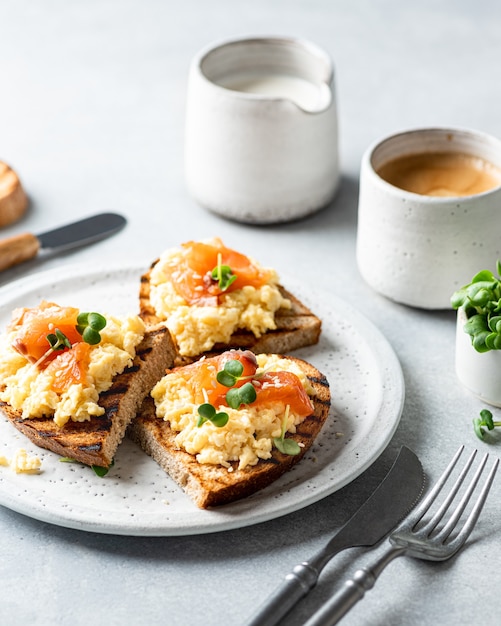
152, 354, 314, 471
0, 314, 145, 427
149, 243, 291, 357
0, 448, 42, 474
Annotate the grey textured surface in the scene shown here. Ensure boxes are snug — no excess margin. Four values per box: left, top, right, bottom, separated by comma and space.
0, 1, 500, 625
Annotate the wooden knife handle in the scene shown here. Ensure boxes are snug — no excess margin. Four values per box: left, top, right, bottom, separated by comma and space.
0, 233, 40, 271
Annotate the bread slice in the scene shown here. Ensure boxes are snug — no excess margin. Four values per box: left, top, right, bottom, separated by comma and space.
0, 160, 28, 228
127, 355, 331, 508
139, 259, 322, 364
0, 325, 176, 468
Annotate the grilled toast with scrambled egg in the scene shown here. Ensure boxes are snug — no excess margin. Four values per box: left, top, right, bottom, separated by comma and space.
139, 238, 322, 364
127, 349, 330, 508
0, 302, 176, 468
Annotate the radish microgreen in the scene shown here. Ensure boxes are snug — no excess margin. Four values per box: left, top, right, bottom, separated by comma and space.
35, 311, 107, 369
216, 359, 245, 386
211, 252, 237, 291
47, 328, 72, 351
273, 406, 301, 456
44, 311, 107, 355
473, 408, 501, 441
60, 456, 114, 477
226, 382, 257, 409
197, 403, 229, 427
451, 261, 501, 352
216, 359, 257, 408
76, 311, 107, 345
33, 328, 73, 369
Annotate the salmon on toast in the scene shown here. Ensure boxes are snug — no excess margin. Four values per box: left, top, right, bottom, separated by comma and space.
139, 238, 322, 364
0, 301, 176, 468
128, 349, 331, 508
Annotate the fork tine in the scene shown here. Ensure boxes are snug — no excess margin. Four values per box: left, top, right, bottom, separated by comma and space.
437, 452, 488, 541
443, 455, 499, 553
409, 445, 465, 527
423, 449, 478, 536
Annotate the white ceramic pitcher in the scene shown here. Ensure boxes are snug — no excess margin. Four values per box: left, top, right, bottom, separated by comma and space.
185, 36, 339, 224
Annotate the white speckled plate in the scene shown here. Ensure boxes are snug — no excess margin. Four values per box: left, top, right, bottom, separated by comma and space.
0, 264, 404, 536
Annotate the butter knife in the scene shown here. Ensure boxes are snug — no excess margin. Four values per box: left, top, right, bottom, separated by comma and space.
0, 212, 126, 271
246, 445, 425, 626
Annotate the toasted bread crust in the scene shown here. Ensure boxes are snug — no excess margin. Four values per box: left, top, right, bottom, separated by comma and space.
139, 260, 321, 364
127, 355, 331, 508
0, 325, 176, 467
0, 161, 28, 228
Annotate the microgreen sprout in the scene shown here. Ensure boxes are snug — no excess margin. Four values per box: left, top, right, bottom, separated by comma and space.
91, 463, 112, 477
226, 382, 257, 409
32, 328, 73, 370
216, 360, 258, 408
273, 405, 301, 456
451, 261, 501, 352
216, 359, 246, 387
197, 403, 229, 428
76, 312, 107, 345
47, 328, 72, 351
59, 456, 114, 477
33, 311, 107, 369
473, 408, 501, 441
211, 252, 237, 291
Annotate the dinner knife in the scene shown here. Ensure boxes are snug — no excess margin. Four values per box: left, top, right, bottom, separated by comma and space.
246, 445, 425, 626
0, 212, 127, 272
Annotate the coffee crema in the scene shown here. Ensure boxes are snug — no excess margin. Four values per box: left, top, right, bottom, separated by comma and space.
376, 151, 501, 197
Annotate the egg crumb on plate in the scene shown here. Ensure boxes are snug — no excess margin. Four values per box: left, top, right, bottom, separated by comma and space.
0, 448, 42, 474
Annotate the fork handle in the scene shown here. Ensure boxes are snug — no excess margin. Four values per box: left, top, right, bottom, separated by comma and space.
246, 562, 320, 626
303, 546, 406, 626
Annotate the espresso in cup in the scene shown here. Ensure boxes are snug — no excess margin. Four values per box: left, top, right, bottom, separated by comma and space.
377, 151, 501, 197
356, 127, 501, 309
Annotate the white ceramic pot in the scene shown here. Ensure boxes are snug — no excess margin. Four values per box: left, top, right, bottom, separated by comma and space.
184, 36, 339, 224
455, 307, 501, 407
356, 127, 501, 309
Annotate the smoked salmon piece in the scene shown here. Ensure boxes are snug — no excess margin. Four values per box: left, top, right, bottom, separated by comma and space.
10, 301, 81, 365
254, 371, 314, 417
45, 342, 91, 393
168, 239, 272, 305
174, 349, 258, 406
173, 349, 313, 416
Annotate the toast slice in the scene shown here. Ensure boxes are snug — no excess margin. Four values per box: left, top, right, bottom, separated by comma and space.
139, 259, 322, 364
127, 354, 330, 508
0, 325, 176, 467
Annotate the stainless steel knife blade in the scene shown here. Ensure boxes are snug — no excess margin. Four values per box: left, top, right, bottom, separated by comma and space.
246, 445, 425, 626
0, 212, 127, 271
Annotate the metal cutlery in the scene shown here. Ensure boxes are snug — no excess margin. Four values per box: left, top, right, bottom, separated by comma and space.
246, 446, 425, 626
304, 445, 499, 626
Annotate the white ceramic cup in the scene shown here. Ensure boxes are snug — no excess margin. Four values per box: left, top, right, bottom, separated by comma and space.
356, 127, 501, 309
184, 36, 339, 224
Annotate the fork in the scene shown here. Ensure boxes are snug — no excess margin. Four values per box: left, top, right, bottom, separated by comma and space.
304, 446, 499, 626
